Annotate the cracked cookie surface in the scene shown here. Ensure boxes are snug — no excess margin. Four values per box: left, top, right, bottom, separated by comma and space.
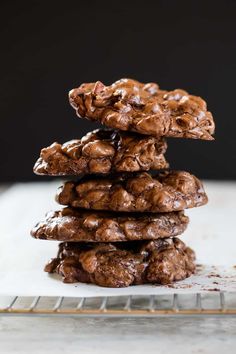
69, 78, 215, 140
45, 238, 196, 287
56, 170, 208, 212
31, 208, 188, 242
33, 129, 168, 176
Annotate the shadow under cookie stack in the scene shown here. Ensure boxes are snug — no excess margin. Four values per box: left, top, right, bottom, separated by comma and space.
31, 78, 215, 288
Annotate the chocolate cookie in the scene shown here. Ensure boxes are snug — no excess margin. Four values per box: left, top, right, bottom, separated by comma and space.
31, 207, 188, 242
33, 129, 168, 176
57, 171, 208, 212
69, 78, 215, 140
45, 238, 196, 287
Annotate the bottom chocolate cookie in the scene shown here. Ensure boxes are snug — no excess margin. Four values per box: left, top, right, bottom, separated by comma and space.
45, 238, 196, 287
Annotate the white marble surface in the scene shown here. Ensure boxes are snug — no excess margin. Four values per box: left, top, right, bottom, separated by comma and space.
0, 316, 236, 353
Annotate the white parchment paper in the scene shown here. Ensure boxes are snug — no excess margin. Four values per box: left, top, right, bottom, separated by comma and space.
0, 181, 236, 297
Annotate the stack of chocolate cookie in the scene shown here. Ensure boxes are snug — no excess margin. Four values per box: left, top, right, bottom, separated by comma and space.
31, 78, 215, 288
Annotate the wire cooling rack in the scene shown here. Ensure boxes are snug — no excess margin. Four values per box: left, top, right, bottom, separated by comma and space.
0, 292, 236, 317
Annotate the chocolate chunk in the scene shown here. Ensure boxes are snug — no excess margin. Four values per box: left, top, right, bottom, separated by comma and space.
33, 129, 168, 176
31, 208, 188, 242
56, 171, 208, 212
44, 238, 196, 287
69, 78, 215, 140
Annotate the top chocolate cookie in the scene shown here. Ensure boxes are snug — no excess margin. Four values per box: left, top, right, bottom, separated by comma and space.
33, 129, 168, 176
69, 78, 215, 140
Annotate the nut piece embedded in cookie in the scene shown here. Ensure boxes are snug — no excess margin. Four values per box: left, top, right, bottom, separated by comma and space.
44, 238, 196, 287
56, 171, 208, 212
31, 208, 189, 242
33, 129, 168, 176
69, 78, 215, 140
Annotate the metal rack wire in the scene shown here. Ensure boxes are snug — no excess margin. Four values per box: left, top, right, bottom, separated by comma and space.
0, 292, 236, 317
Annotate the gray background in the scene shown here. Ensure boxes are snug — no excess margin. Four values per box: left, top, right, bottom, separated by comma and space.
1, 0, 235, 181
